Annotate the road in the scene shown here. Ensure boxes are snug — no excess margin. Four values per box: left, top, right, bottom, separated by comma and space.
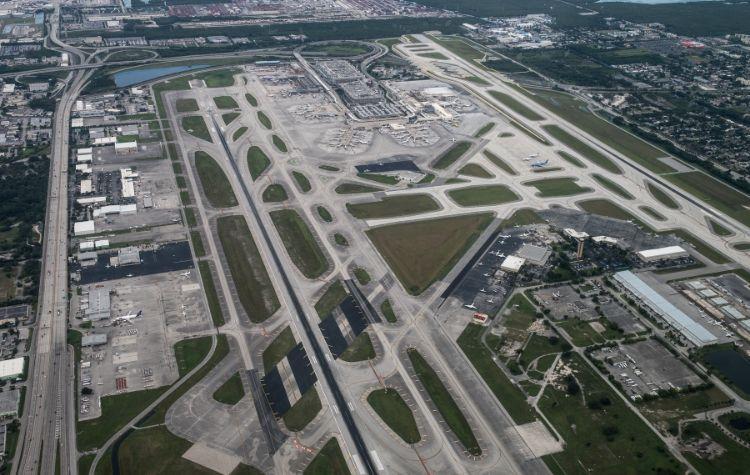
13, 5, 88, 475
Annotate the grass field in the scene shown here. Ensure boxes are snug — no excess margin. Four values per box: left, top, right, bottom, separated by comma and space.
639, 206, 666, 221
116, 425, 262, 475
270, 209, 328, 279
222, 112, 239, 125
646, 182, 679, 209
339, 332, 376, 362
334, 233, 348, 247
262, 184, 288, 202
292, 171, 312, 192
528, 88, 674, 174
540, 354, 684, 475
707, 218, 732, 236
334, 183, 382, 194
367, 213, 492, 295
316, 206, 333, 222
500, 209, 544, 228
488, 90, 544, 121
433, 141, 472, 169
272, 135, 287, 153
198, 261, 224, 327
247, 146, 270, 181
181, 115, 213, 142
346, 194, 439, 219
557, 151, 585, 168
483, 150, 517, 175
525, 177, 592, 197
367, 389, 421, 443
195, 151, 238, 207
380, 299, 397, 323
217, 215, 280, 322
542, 125, 621, 174
578, 199, 644, 224
681, 421, 746, 475
448, 185, 519, 207
353, 267, 371, 285
458, 163, 494, 178
666, 171, 750, 226
474, 122, 495, 137
213, 95, 238, 109
175, 98, 199, 113
257, 110, 272, 129
457, 323, 538, 424
263, 326, 296, 371
212, 372, 245, 405
430, 35, 485, 63
190, 231, 205, 257
639, 385, 732, 435
196, 69, 237, 88
284, 388, 322, 432
304, 42, 370, 56
591, 173, 634, 199
314, 280, 347, 319
304, 438, 350, 475
407, 349, 481, 455
245, 93, 258, 107
418, 52, 449, 60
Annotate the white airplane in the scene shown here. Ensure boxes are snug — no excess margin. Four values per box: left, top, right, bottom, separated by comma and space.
499, 234, 511, 239
180, 271, 191, 278
450, 137, 456, 143
528, 153, 540, 158
522, 156, 532, 161
497, 253, 506, 258
486, 298, 494, 304
531, 159, 549, 168
112, 311, 142, 325
464, 302, 478, 310
479, 288, 487, 293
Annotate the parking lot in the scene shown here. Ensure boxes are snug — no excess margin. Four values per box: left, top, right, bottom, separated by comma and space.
590, 338, 703, 400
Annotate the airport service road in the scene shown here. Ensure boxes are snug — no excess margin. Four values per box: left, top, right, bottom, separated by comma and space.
398, 34, 750, 271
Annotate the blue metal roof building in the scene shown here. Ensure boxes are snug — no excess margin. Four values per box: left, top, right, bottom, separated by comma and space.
614, 270, 717, 346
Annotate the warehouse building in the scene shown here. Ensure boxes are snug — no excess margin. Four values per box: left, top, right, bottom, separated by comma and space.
500, 255, 525, 273
74, 220, 96, 236
0, 389, 20, 418
82, 334, 108, 347
0, 357, 25, 381
636, 246, 688, 262
82, 287, 111, 321
614, 270, 716, 346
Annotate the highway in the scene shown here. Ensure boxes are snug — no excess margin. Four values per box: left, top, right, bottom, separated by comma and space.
13, 4, 88, 475
209, 115, 377, 475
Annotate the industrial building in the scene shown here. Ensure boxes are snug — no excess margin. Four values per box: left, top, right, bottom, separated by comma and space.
0, 389, 20, 418
500, 255, 525, 273
636, 246, 688, 262
74, 220, 96, 236
82, 333, 108, 347
0, 357, 25, 380
614, 270, 716, 346
83, 287, 111, 321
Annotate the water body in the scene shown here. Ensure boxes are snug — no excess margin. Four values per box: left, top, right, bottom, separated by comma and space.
703, 348, 750, 395
113, 64, 210, 88
598, 0, 720, 3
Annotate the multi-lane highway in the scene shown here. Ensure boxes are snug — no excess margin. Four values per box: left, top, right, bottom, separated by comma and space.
13, 5, 88, 474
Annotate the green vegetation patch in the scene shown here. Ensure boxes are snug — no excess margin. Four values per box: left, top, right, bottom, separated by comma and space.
245, 93, 258, 107
347, 194, 439, 220
557, 151, 585, 168
367, 213, 492, 295
457, 323, 538, 424
212, 372, 245, 405
339, 332, 376, 362
272, 135, 287, 153
407, 349, 481, 455
217, 215, 280, 322
198, 261, 224, 327
418, 52, 449, 60
719, 412, 750, 444
380, 299, 397, 323
356, 173, 399, 185
666, 171, 750, 227
591, 173, 634, 199
501, 208, 544, 227
195, 151, 237, 207
488, 90, 544, 121
458, 163, 493, 178
433, 141, 472, 169
525, 177, 593, 197
448, 185, 519, 207
190, 231, 205, 258
284, 388, 322, 432
474, 122, 495, 137
639, 206, 666, 221
353, 267, 371, 285
334, 233, 349, 247
483, 150, 517, 175
542, 125, 621, 174
262, 184, 288, 203
646, 182, 679, 209
304, 438, 350, 475
257, 110, 272, 129
681, 421, 747, 475
292, 171, 312, 192
213, 95, 239, 109
367, 388, 421, 444
222, 112, 240, 125
270, 209, 328, 279
263, 326, 296, 371
181, 115, 213, 142
175, 98, 199, 113
540, 354, 684, 475
314, 280, 347, 319
247, 146, 271, 181
335, 182, 382, 194
316, 205, 333, 222
232, 127, 248, 141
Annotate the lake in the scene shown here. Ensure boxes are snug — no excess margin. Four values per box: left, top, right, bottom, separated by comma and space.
703, 348, 750, 395
113, 64, 210, 88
